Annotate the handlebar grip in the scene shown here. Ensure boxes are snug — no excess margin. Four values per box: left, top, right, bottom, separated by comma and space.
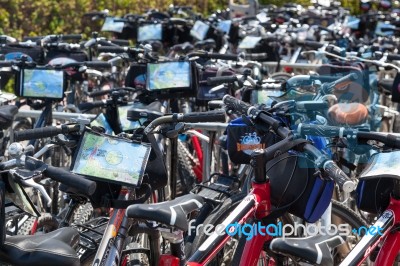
296, 101, 329, 111
384, 134, 400, 149
207, 76, 238, 85
61, 34, 82, 41
297, 124, 355, 137
193, 52, 238, 61
180, 110, 226, 123
78, 100, 107, 111
0, 61, 12, 67
97, 39, 120, 47
303, 41, 325, 49
84, 61, 112, 68
87, 89, 112, 98
44, 166, 96, 196
111, 39, 130, 46
208, 100, 223, 109
242, 53, 269, 61
97, 46, 126, 53
222, 95, 253, 115
330, 73, 358, 90
14, 124, 81, 141
205, 53, 238, 61
387, 53, 400, 61
323, 161, 356, 192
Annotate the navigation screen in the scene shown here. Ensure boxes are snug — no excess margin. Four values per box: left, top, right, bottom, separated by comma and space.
238, 36, 262, 49
375, 21, 395, 37
72, 131, 151, 186
138, 24, 162, 42
190, 20, 210, 41
101, 17, 124, 33
21, 69, 64, 99
118, 105, 142, 131
217, 20, 232, 34
147, 61, 191, 91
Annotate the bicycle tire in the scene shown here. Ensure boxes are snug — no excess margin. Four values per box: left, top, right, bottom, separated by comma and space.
177, 140, 196, 195
330, 199, 369, 265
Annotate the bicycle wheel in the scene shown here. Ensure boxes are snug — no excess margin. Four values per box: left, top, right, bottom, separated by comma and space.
330, 199, 369, 265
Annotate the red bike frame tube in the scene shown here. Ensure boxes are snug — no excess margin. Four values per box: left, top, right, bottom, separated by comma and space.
375, 197, 400, 266
341, 196, 399, 266
237, 182, 273, 266
191, 136, 203, 182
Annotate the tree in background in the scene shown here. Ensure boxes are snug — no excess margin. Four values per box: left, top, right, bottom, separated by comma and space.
0, 0, 359, 40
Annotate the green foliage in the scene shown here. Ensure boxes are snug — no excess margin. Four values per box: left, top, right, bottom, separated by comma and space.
0, 0, 359, 40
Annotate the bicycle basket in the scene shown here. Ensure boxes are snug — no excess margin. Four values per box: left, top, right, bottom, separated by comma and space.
226, 117, 279, 164
267, 152, 334, 223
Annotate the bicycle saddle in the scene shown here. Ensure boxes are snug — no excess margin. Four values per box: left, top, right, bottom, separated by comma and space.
126, 194, 204, 231
127, 101, 163, 122
269, 233, 345, 265
0, 227, 80, 266
328, 102, 368, 125
0, 105, 18, 129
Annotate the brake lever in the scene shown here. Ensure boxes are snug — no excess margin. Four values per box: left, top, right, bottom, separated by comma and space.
20, 178, 52, 207
9, 169, 52, 207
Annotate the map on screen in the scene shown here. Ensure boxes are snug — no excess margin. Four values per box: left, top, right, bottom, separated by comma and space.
190, 20, 209, 41
138, 24, 162, 42
101, 17, 125, 33
147, 61, 191, 90
72, 131, 151, 186
22, 69, 64, 99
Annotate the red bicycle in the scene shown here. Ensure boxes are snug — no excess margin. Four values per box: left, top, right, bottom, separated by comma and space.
269, 123, 400, 265
187, 95, 356, 265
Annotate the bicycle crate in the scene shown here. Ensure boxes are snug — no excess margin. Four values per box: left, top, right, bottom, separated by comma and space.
356, 152, 397, 214
356, 179, 394, 214
267, 152, 334, 223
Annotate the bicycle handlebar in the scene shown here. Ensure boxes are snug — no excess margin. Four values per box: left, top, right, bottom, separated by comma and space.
297, 123, 400, 149
14, 124, 81, 141
144, 110, 226, 135
222, 95, 355, 191
189, 52, 239, 61
43, 165, 96, 196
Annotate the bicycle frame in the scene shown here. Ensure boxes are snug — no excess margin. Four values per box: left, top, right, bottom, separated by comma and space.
187, 150, 274, 266
92, 188, 134, 266
340, 195, 400, 266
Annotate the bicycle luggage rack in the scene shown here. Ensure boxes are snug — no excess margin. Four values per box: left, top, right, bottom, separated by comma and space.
74, 217, 109, 252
